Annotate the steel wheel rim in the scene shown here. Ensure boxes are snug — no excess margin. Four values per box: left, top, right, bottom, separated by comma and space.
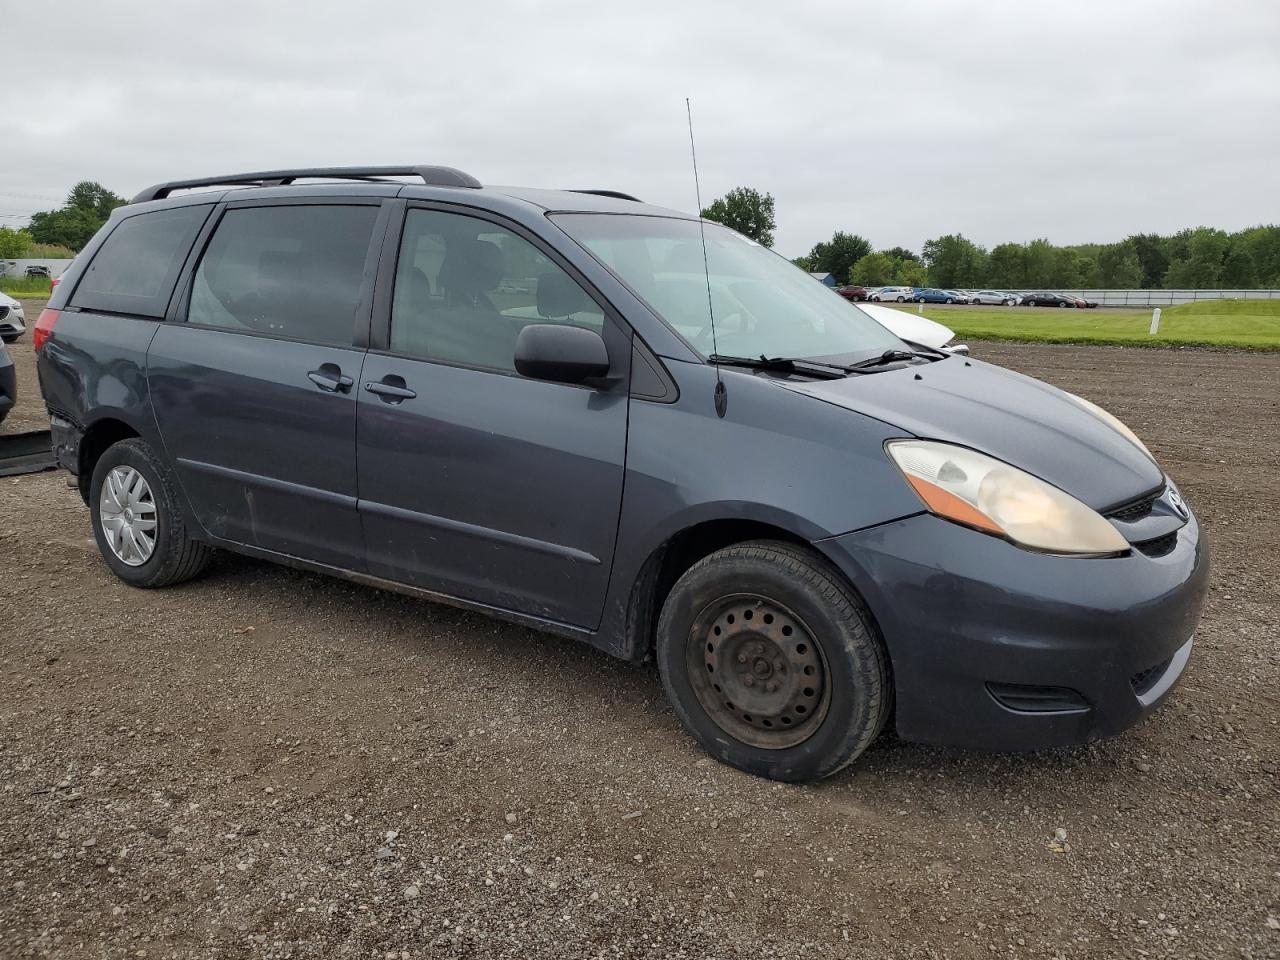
99, 465, 157, 567
687, 594, 832, 750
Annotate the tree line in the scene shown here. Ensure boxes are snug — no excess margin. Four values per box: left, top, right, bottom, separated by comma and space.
697, 185, 1280, 290
7, 180, 1279, 291
0, 181, 125, 257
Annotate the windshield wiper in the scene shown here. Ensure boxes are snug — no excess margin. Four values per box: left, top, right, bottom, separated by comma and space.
709, 354, 851, 380
846, 348, 935, 371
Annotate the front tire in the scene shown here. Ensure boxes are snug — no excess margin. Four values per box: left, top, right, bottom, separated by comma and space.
90, 438, 214, 588
656, 541, 890, 782
895, 296, 905, 302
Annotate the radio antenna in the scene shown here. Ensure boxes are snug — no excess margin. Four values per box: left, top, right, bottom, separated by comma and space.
686, 98, 727, 418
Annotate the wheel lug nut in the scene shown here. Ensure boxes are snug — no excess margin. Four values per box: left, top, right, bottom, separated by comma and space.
737, 654, 747, 664
744, 677, 754, 687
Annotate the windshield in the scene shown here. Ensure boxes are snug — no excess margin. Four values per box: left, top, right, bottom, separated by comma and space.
553, 214, 905, 362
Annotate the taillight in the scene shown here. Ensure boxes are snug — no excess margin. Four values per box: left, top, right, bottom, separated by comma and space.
50, 276, 62, 291
33, 308, 59, 353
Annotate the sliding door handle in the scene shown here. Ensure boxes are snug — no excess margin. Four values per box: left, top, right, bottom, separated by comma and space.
364, 378, 417, 403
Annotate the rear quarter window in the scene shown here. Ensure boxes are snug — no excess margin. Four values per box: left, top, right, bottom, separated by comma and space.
70, 205, 211, 318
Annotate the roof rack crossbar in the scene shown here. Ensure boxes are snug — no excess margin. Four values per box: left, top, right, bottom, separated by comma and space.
131, 165, 483, 204
568, 189, 643, 203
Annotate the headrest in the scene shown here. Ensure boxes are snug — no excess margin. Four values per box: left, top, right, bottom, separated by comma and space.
439, 238, 504, 300
536, 271, 596, 319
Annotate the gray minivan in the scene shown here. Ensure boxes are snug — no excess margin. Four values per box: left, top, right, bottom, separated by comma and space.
35, 166, 1207, 781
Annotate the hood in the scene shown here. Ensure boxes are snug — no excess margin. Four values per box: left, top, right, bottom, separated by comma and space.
855, 302, 956, 350
782, 355, 1163, 510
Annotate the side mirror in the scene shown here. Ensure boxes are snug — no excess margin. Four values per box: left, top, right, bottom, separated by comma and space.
514, 323, 611, 385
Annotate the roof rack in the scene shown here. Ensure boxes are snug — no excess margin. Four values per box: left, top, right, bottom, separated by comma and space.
131, 165, 483, 204
569, 189, 643, 203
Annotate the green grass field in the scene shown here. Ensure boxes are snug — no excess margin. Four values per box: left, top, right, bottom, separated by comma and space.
894, 299, 1280, 350
0, 276, 54, 297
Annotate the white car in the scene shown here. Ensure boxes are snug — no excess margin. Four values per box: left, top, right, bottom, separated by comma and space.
855, 301, 968, 354
0, 292, 27, 343
869, 286, 914, 303
967, 289, 1020, 306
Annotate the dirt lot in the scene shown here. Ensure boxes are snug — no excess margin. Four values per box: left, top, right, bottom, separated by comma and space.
1, 309, 1278, 958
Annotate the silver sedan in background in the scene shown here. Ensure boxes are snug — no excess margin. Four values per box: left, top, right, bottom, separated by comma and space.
967, 289, 1020, 306
0, 292, 27, 342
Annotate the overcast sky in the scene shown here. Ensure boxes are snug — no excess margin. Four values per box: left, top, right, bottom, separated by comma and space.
3, 0, 1277, 258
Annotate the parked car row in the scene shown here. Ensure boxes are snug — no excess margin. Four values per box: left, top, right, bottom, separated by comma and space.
838, 285, 1098, 308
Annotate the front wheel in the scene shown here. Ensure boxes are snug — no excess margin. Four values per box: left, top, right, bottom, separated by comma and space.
656, 541, 891, 782
1003, 299, 1014, 306
90, 438, 215, 588
895, 296, 906, 302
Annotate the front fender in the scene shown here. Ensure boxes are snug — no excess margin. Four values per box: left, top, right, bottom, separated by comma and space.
594, 363, 922, 659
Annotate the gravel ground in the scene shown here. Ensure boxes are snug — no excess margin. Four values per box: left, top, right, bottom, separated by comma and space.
1, 323, 1277, 959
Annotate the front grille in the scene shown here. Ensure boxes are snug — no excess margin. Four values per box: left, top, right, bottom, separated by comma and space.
1106, 489, 1162, 523
0, 305, 9, 320
1136, 532, 1178, 557
1131, 657, 1173, 697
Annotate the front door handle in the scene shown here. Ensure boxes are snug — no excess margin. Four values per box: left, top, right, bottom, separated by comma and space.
364, 377, 417, 403
307, 364, 354, 393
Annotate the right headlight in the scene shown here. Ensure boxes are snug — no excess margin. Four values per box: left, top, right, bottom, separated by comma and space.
886, 440, 1129, 556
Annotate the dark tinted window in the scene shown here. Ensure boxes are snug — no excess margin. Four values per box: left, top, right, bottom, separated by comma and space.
71, 205, 210, 318
389, 208, 604, 372
188, 204, 380, 346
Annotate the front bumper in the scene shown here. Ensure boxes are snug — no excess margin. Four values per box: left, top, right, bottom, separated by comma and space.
819, 509, 1209, 751
0, 303, 26, 340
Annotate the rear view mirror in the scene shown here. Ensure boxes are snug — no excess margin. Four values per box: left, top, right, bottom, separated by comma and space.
515, 324, 611, 385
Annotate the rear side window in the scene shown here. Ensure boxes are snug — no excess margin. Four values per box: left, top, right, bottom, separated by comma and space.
70, 206, 210, 318
187, 204, 380, 346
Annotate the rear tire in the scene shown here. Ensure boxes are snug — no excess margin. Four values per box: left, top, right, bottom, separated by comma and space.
89, 438, 214, 588
656, 540, 890, 782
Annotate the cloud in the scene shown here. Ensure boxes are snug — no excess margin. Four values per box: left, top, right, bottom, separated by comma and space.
4, 0, 1278, 256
